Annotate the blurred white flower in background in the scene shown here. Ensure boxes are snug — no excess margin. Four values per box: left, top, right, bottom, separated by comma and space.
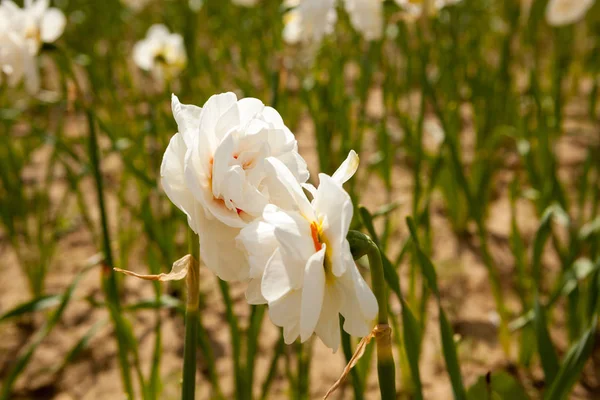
232, 0, 259, 7
545, 0, 595, 26
0, 21, 39, 92
237, 151, 378, 351
121, 0, 152, 12
161, 93, 309, 281
133, 24, 187, 82
0, 0, 66, 54
0, 0, 65, 93
344, 0, 384, 41
283, 0, 337, 45
395, 0, 462, 18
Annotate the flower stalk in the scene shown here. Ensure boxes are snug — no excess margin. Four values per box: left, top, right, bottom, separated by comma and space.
347, 230, 396, 399
182, 231, 200, 400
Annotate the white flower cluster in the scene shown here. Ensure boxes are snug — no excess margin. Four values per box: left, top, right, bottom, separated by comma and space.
0, 0, 66, 93
283, 0, 384, 44
162, 93, 378, 350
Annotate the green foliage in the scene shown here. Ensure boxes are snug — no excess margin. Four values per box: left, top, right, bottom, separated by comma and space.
1, 0, 600, 399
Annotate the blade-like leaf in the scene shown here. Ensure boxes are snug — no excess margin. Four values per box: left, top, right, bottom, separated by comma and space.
0, 295, 61, 323
400, 298, 424, 400
533, 298, 559, 384
544, 317, 597, 400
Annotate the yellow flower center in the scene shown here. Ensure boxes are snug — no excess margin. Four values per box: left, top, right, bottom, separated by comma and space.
310, 220, 334, 283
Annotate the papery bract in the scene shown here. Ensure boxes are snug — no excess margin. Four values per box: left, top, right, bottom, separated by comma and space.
237, 151, 376, 351
161, 93, 309, 282
545, 0, 595, 26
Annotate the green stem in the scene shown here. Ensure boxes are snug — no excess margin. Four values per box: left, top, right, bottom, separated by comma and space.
86, 110, 134, 398
182, 230, 200, 400
347, 231, 396, 399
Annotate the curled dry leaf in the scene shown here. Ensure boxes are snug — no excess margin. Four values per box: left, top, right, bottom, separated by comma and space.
114, 254, 195, 282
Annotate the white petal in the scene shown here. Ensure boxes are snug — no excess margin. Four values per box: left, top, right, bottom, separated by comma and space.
22, 47, 39, 93
236, 97, 265, 127
275, 151, 310, 184
40, 8, 65, 43
331, 150, 359, 185
261, 106, 285, 128
211, 130, 237, 199
314, 174, 353, 276
198, 213, 248, 281
339, 264, 378, 337
29, 0, 49, 18
245, 278, 266, 304
171, 94, 202, 147
269, 291, 302, 344
283, 10, 302, 44
545, 0, 594, 26
262, 248, 302, 302
263, 157, 313, 217
147, 23, 170, 39
301, 183, 317, 199
263, 205, 314, 265
236, 219, 277, 278
160, 132, 200, 233
315, 284, 342, 351
198, 92, 238, 145
300, 245, 326, 341
132, 39, 155, 71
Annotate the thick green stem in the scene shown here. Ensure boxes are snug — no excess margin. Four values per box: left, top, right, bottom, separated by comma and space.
347, 230, 396, 399
182, 231, 200, 400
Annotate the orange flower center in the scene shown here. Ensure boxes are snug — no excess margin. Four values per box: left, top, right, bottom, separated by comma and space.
310, 221, 322, 252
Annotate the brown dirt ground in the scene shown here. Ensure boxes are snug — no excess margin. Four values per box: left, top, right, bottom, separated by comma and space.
1, 86, 600, 400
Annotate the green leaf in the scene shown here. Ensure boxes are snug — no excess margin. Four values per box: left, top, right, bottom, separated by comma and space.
531, 208, 554, 287
0, 295, 61, 323
544, 317, 597, 400
440, 308, 467, 400
400, 298, 424, 400
52, 317, 109, 375
406, 217, 465, 400
0, 264, 96, 399
123, 294, 184, 312
533, 298, 559, 384
406, 217, 439, 296
467, 371, 529, 400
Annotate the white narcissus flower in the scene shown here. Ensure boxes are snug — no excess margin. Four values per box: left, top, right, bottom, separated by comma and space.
237, 151, 378, 351
232, 0, 260, 7
0, 18, 39, 92
545, 0, 595, 26
0, 0, 66, 54
0, 0, 64, 93
283, 0, 337, 45
133, 24, 187, 82
161, 93, 309, 282
395, 0, 462, 18
344, 0, 384, 41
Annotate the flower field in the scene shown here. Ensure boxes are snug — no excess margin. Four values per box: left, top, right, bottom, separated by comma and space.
1, 0, 600, 399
